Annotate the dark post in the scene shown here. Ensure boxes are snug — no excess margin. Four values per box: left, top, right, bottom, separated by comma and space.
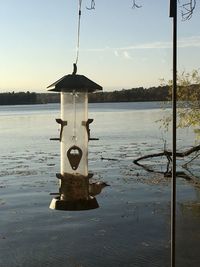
169, 0, 177, 267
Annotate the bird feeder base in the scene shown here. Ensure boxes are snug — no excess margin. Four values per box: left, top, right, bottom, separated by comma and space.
49, 196, 99, 211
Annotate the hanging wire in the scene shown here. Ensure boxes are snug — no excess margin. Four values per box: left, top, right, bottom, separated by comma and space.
72, 90, 78, 143
73, 0, 142, 69
74, 0, 83, 67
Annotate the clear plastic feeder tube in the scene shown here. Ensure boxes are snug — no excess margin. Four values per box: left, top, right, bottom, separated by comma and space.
61, 91, 88, 177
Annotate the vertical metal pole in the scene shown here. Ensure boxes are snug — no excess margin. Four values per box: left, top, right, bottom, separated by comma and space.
170, 0, 177, 266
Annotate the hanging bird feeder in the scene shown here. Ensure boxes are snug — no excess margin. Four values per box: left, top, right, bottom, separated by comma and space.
47, 1, 107, 210
48, 64, 102, 210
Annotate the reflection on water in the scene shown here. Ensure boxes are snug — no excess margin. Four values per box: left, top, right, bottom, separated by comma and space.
0, 102, 200, 267
180, 201, 200, 217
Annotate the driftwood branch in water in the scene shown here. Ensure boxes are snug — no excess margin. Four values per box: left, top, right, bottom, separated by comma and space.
134, 145, 200, 164
134, 151, 171, 163
133, 145, 200, 183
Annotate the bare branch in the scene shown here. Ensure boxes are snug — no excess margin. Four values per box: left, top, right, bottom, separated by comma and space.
85, 1, 197, 20
86, 0, 95, 10
134, 145, 200, 164
133, 145, 200, 185
180, 0, 196, 20
132, 0, 142, 9
182, 153, 200, 168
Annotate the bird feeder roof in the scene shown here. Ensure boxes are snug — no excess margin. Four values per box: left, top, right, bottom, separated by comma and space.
47, 74, 102, 93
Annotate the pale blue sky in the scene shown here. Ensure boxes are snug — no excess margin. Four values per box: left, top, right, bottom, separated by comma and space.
0, 0, 200, 92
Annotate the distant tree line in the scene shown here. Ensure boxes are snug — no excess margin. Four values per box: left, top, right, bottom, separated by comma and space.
36, 93, 59, 104
0, 91, 37, 105
0, 86, 171, 105
89, 86, 169, 102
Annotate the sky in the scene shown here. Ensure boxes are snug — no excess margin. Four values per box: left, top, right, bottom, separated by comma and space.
0, 0, 200, 92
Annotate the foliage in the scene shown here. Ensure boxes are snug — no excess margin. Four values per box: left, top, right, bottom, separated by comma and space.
160, 69, 200, 138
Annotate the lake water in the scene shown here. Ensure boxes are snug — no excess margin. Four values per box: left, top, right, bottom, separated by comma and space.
0, 102, 200, 267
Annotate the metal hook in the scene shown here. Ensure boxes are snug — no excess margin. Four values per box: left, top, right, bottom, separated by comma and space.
72, 63, 77, 75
